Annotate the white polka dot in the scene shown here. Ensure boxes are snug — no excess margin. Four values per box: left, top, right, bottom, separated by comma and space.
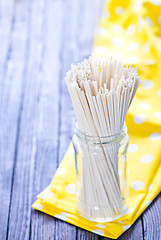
127, 169, 130, 174
127, 42, 139, 51
148, 184, 153, 190
111, 38, 122, 46
146, 200, 152, 207
118, 220, 126, 224
95, 224, 106, 229
123, 225, 131, 232
126, 56, 138, 63
115, 6, 124, 16
133, 2, 142, 10
141, 155, 153, 163
92, 229, 104, 236
111, 52, 122, 59
142, 80, 154, 89
95, 28, 108, 36
131, 181, 145, 191
145, 59, 156, 65
118, 169, 121, 175
138, 19, 144, 32
56, 167, 66, 175
128, 144, 139, 153
149, 132, 161, 140
66, 184, 76, 194
126, 207, 134, 214
158, 15, 161, 25
54, 214, 67, 221
126, 24, 135, 35
121, 207, 134, 216
158, 46, 161, 52
37, 188, 49, 200
133, 114, 146, 124
143, 44, 150, 53
33, 203, 44, 210
46, 188, 54, 198
150, 0, 161, 5
158, 89, 161, 97
144, 17, 153, 26
155, 112, 161, 119
138, 103, 151, 110
112, 24, 123, 33
39, 187, 53, 199
61, 212, 71, 217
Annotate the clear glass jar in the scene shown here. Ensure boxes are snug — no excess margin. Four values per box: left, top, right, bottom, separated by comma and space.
72, 123, 129, 223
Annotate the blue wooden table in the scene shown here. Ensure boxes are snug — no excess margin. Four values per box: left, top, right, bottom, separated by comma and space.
0, 0, 161, 239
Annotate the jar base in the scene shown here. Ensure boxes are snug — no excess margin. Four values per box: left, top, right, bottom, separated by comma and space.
77, 205, 128, 223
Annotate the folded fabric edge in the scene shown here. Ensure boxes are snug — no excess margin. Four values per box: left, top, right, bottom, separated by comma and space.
32, 199, 122, 239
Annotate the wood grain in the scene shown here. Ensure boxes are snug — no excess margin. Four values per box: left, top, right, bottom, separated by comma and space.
143, 194, 161, 240
0, 0, 160, 239
6, 0, 41, 237
0, 1, 29, 239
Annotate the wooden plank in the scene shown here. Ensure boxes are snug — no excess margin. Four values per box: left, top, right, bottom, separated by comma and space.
54, 0, 80, 238
79, 0, 104, 61
142, 193, 161, 240
6, 0, 76, 238
5, 0, 49, 239
6, 0, 44, 238
0, 1, 29, 239
77, 229, 102, 240
30, 0, 75, 239
56, 0, 104, 239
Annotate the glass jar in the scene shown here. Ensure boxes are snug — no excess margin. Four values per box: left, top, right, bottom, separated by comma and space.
72, 123, 129, 223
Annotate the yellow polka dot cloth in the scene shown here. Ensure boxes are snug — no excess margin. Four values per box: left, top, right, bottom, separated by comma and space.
32, 0, 161, 238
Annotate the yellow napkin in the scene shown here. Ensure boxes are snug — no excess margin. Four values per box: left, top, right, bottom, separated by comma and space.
32, 0, 161, 238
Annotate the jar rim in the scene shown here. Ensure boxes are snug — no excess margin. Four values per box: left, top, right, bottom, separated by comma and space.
74, 123, 127, 144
